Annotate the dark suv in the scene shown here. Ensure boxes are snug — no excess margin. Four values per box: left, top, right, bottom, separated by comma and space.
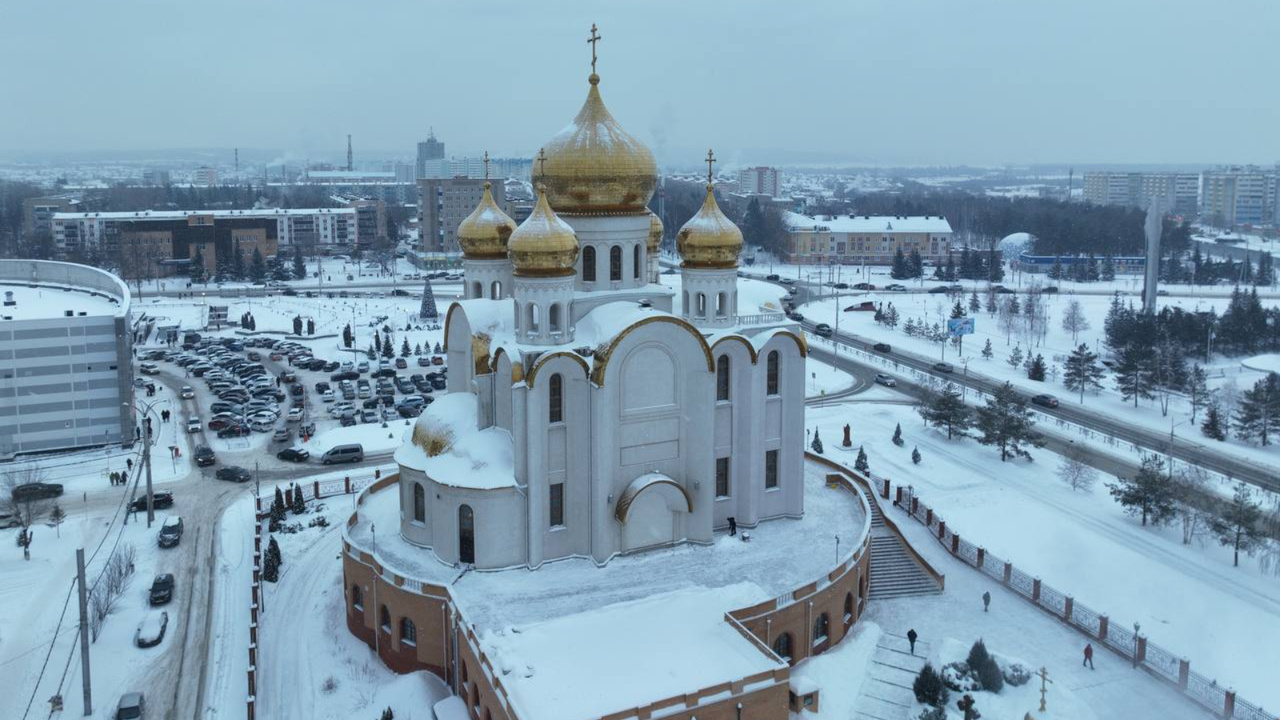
149, 574, 175, 605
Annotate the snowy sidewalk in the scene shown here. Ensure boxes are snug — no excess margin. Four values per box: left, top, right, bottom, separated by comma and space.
855, 633, 929, 720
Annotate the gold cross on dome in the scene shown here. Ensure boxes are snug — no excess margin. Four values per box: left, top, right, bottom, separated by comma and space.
483, 150, 490, 181
705, 149, 716, 185
588, 24, 602, 74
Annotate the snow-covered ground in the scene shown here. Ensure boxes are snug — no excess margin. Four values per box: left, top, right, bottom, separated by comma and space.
805, 399, 1280, 709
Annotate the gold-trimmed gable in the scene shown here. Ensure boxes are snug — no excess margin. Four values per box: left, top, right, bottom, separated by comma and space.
525, 351, 591, 390
614, 474, 693, 525
711, 335, 758, 364
589, 315, 715, 386
772, 329, 809, 357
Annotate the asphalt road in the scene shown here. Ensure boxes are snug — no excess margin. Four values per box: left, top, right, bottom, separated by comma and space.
776, 276, 1278, 494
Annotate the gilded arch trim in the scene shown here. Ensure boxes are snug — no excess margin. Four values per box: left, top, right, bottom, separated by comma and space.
771, 329, 809, 357
590, 316, 715, 386
525, 351, 591, 389
711, 335, 758, 364
614, 475, 694, 525
442, 303, 467, 352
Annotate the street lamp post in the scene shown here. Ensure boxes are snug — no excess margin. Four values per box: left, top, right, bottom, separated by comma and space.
129, 398, 168, 528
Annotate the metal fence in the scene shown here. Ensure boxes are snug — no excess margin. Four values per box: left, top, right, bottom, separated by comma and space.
882, 477, 1268, 720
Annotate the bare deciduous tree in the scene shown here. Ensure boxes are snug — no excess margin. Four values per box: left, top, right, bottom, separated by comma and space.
1060, 299, 1090, 344
1056, 448, 1097, 491
1174, 465, 1213, 547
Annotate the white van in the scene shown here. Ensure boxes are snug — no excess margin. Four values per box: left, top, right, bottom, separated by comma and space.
321, 444, 363, 465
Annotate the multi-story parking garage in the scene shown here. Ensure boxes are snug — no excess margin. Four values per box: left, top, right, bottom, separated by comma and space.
0, 260, 134, 457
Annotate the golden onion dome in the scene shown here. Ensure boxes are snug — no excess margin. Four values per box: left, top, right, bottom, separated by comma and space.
646, 211, 663, 253
677, 184, 743, 269
457, 181, 516, 260
532, 74, 658, 215
509, 187, 579, 277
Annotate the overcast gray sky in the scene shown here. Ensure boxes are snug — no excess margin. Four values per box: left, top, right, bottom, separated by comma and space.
1, 0, 1276, 167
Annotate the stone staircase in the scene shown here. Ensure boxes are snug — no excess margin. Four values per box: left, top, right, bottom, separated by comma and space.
858, 487, 943, 600
855, 633, 930, 720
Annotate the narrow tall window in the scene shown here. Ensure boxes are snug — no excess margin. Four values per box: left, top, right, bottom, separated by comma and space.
380, 605, 392, 633
766, 351, 780, 395
401, 617, 418, 646
549, 482, 565, 527
413, 483, 426, 523
716, 292, 727, 316
765, 449, 779, 489
716, 355, 730, 401
582, 246, 596, 282
814, 613, 829, 643
609, 245, 622, 281
633, 244, 641, 279
844, 592, 854, 623
772, 632, 793, 662
351, 584, 363, 611
549, 304, 561, 333
549, 373, 563, 423
715, 457, 730, 498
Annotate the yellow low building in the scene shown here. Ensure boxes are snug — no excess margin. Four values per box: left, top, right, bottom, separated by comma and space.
784, 212, 953, 265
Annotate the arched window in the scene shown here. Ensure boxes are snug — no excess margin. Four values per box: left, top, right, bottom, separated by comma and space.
716, 292, 727, 317
683, 290, 689, 316
350, 584, 363, 611
813, 612, 830, 643
528, 303, 540, 333
471, 281, 482, 299
844, 592, 854, 623
716, 355, 730, 401
401, 617, 417, 646
767, 351, 780, 395
609, 245, 622, 281
772, 632, 793, 662
633, 244, 641, 279
413, 483, 426, 523
582, 246, 596, 282
490, 281, 502, 299
549, 303, 561, 333
380, 605, 392, 633
549, 373, 563, 423
458, 504, 475, 564
696, 293, 707, 317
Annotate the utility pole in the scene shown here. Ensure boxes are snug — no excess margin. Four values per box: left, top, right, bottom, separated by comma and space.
76, 548, 92, 716
144, 417, 155, 528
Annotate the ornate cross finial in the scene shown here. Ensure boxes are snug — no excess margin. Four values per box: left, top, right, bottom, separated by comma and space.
535, 148, 547, 193
588, 24, 602, 74
705, 148, 716, 185
483, 150, 490, 181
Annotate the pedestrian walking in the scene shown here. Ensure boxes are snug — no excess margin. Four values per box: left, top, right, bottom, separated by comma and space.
121, 470, 129, 486
907, 628, 918, 655
982, 591, 991, 612
127, 458, 134, 471
109, 471, 117, 486
1083, 643, 1094, 669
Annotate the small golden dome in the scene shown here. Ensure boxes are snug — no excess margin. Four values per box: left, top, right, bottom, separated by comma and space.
678, 185, 743, 269
458, 182, 516, 260
647, 211, 663, 253
532, 74, 658, 215
509, 188, 580, 277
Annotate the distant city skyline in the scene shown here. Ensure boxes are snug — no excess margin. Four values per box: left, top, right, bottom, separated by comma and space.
1, 0, 1277, 167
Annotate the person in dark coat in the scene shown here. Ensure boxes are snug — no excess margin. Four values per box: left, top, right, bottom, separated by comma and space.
127, 458, 133, 471
907, 628, 918, 655
982, 591, 991, 612
1083, 643, 1094, 669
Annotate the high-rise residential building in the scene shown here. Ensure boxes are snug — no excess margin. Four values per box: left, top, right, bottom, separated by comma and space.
738, 166, 782, 197
418, 155, 533, 181
22, 195, 79, 237
417, 177, 507, 253
1082, 171, 1199, 215
193, 166, 219, 186
416, 130, 445, 179
141, 169, 171, 186
1201, 166, 1272, 227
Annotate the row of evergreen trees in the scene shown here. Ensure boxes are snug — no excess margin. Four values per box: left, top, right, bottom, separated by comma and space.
890, 246, 1005, 283
1104, 289, 1280, 359
1162, 246, 1276, 287
918, 382, 1043, 462
190, 244, 308, 284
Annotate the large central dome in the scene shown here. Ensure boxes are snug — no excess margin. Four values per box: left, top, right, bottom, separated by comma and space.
532, 74, 658, 216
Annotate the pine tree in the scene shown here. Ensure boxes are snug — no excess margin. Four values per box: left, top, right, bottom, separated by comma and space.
854, 445, 869, 474
1114, 343, 1155, 407
263, 536, 282, 582
1187, 364, 1210, 422
292, 315, 303, 336
419, 278, 439, 319
911, 446, 922, 464
981, 339, 993, 360
950, 300, 966, 319
1048, 257, 1064, 280
400, 338, 412, 357
381, 334, 394, 359
984, 289, 997, 316
434, 342, 443, 354
810, 428, 824, 455
49, 502, 65, 537
1107, 455, 1177, 526
1232, 372, 1280, 446
291, 483, 306, 514
892, 423, 904, 447
1212, 483, 1264, 567
379, 708, 394, 720
890, 248, 910, 280
908, 249, 924, 278
966, 639, 1004, 693
975, 382, 1043, 461
1257, 253, 1275, 287
415, 343, 423, 355
1063, 343, 1105, 403
1201, 401, 1227, 440
1007, 345, 1024, 368
189, 247, 206, 283
249, 248, 267, 282
343, 324, 354, 349
230, 245, 245, 279
968, 291, 980, 314
917, 383, 972, 439
292, 245, 306, 279
270, 486, 287, 532
987, 247, 1005, 282
913, 662, 949, 707
1027, 354, 1047, 381
1101, 254, 1116, 281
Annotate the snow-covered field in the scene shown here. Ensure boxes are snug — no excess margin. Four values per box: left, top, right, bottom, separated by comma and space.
804, 398, 1280, 709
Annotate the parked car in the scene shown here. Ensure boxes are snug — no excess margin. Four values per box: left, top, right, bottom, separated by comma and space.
320, 390, 335, 403
932, 362, 954, 373
813, 323, 833, 338
149, 574, 175, 605
786, 311, 804, 322
286, 407, 304, 422
131, 491, 174, 512
416, 356, 431, 367
874, 373, 897, 387
194, 445, 216, 467
872, 343, 892, 353
134, 611, 169, 648
395, 357, 408, 369
157, 516, 183, 548
12, 482, 64, 502
116, 692, 146, 720
215, 466, 252, 483
321, 444, 364, 465
276, 447, 310, 463
139, 362, 160, 375
853, 282, 876, 290
885, 283, 907, 291
1042, 286, 1059, 294
217, 424, 252, 439
1031, 394, 1060, 408
928, 285, 951, 294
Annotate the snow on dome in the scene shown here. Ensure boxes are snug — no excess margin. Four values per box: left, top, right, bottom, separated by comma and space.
397, 392, 516, 490
1000, 231, 1034, 257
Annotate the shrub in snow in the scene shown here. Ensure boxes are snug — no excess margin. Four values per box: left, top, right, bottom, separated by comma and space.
811, 428, 824, 454
290, 484, 306, 515
854, 445, 869, 474
912, 662, 949, 706
320, 676, 338, 694
941, 661, 981, 693
413, 425, 455, 457
892, 423, 904, 447
967, 639, 1004, 693
379, 708, 394, 720
916, 707, 946, 720
1002, 662, 1032, 687
912, 446, 922, 465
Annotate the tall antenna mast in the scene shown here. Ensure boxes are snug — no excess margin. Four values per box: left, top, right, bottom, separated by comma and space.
346, 134, 353, 171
